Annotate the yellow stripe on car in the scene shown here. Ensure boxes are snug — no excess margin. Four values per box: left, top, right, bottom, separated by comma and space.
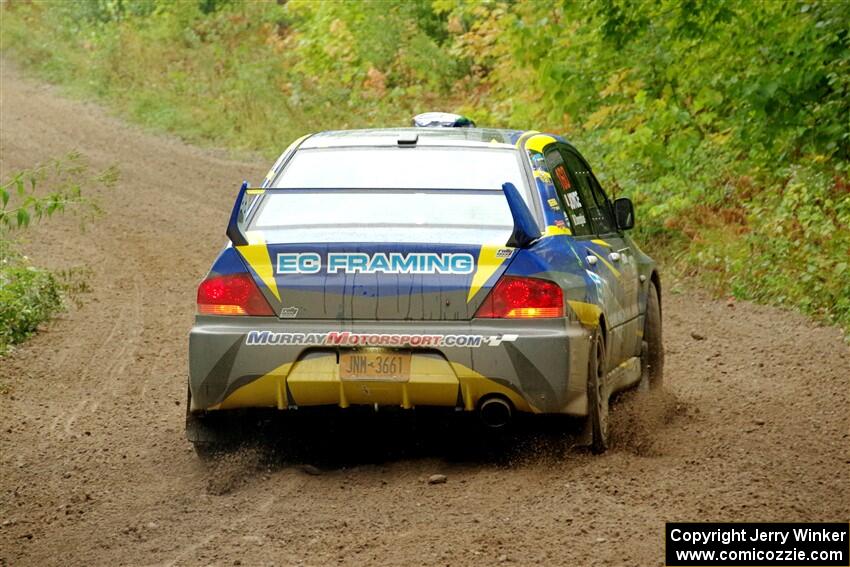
235, 241, 281, 302
524, 134, 557, 153
543, 225, 572, 237
213, 361, 294, 410
567, 300, 602, 327
214, 353, 536, 413
467, 244, 513, 302
514, 130, 539, 148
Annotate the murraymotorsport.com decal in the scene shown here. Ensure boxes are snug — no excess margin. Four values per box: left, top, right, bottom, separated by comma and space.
245, 331, 519, 348
276, 252, 475, 275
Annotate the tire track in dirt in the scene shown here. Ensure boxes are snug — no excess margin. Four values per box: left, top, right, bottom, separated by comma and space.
1, 60, 848, 567
62, 276, 144, 438
162, 493, 279, 567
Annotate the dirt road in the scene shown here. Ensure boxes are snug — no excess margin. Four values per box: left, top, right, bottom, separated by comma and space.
1, 61, 848, 567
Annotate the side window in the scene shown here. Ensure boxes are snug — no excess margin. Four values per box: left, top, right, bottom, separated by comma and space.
561, 149, 617, 234
587, 175, 617, 233
544, 149, 592, 236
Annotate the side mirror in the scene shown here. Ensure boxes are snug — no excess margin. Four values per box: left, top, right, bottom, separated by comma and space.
613, 197, 635, 230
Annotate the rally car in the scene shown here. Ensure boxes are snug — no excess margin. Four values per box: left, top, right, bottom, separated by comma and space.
186, 113, 664, 455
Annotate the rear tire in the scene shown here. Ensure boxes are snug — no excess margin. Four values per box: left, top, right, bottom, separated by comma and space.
640, 281, 664, 389
185, 386, 230, 459
587, 329, 610, 454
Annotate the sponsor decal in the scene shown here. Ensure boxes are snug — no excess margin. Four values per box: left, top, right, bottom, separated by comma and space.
547, 198, 561, 210
554, 219, 566, 228
245, 331, 519, 348
554, 165, 572, 189
533, 170, 553, 184
277, 253, 321, 274
495, 248, 514, 258
276, 252, 475, 275
565, 190, 582, 210
279, 306, 299, 318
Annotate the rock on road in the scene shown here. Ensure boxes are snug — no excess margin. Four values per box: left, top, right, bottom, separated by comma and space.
1, 61, 848, 567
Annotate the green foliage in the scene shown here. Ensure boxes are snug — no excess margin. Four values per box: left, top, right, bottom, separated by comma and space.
1, 0, 847, 331
734, 168, 850, 325
0, 0, 460, 154
0, 254, 62, 354
0, 154, 117, 354
0, 152, 118, 232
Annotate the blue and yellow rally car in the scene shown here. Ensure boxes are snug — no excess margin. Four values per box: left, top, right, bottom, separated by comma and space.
187, 113, 663, 454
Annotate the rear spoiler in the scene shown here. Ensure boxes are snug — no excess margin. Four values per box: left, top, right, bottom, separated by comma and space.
226, 181, 249, 246
227, 181, 541, 248
502, 182, 540, 248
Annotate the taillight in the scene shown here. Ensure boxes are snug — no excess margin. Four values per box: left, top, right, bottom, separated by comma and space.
474, 276, 564, 319
197, 274, 274, 316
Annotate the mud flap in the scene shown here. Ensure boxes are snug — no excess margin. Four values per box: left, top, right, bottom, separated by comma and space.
186, 386, 233, 446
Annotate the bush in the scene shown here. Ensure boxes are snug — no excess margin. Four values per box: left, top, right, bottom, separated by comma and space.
0, 254, 62, 353
0, 153, 117, 354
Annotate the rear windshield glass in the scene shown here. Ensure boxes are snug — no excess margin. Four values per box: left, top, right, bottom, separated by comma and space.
250, 190, 512, 231
248, 189, 513, 244
270, 147, 526, 191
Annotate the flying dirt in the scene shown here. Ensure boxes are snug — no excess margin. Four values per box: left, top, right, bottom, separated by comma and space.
1, 61, 848, 567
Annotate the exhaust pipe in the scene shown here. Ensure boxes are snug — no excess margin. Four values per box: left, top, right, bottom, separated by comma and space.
479, 397, 512, 429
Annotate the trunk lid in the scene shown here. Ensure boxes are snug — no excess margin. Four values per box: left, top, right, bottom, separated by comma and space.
235, 241, 516, 321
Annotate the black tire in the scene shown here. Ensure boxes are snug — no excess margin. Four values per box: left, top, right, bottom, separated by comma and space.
641, 280, 664, 389
185, 386, 230, 459
587, 329, 610, 454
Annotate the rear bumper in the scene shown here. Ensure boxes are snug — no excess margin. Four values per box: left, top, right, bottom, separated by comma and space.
188, 317, 592, 416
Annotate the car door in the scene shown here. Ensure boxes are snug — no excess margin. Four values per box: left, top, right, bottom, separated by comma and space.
543, 147, 617, 347
558, 146, 641, 365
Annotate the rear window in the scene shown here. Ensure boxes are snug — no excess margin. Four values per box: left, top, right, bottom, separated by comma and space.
270, 146, 527, 191
246, 189, 515, 244
250, 190, 512, 230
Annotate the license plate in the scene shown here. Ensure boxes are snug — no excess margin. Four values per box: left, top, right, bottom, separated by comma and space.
339, 350, 411, 382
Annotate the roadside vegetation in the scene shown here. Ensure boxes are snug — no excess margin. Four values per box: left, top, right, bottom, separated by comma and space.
1, 0, 848, 331
0, 153, 118, 354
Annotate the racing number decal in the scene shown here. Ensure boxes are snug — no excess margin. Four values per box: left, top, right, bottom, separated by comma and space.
554, 164, 571, 190
553, 164, 587, 229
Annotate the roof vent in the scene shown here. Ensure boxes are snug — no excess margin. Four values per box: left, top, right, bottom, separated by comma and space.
412, 112, 475, 128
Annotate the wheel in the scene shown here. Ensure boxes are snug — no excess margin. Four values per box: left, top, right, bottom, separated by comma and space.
640, 280, 664, 389
586, 328, 610, 454
185, 386, 229, 459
